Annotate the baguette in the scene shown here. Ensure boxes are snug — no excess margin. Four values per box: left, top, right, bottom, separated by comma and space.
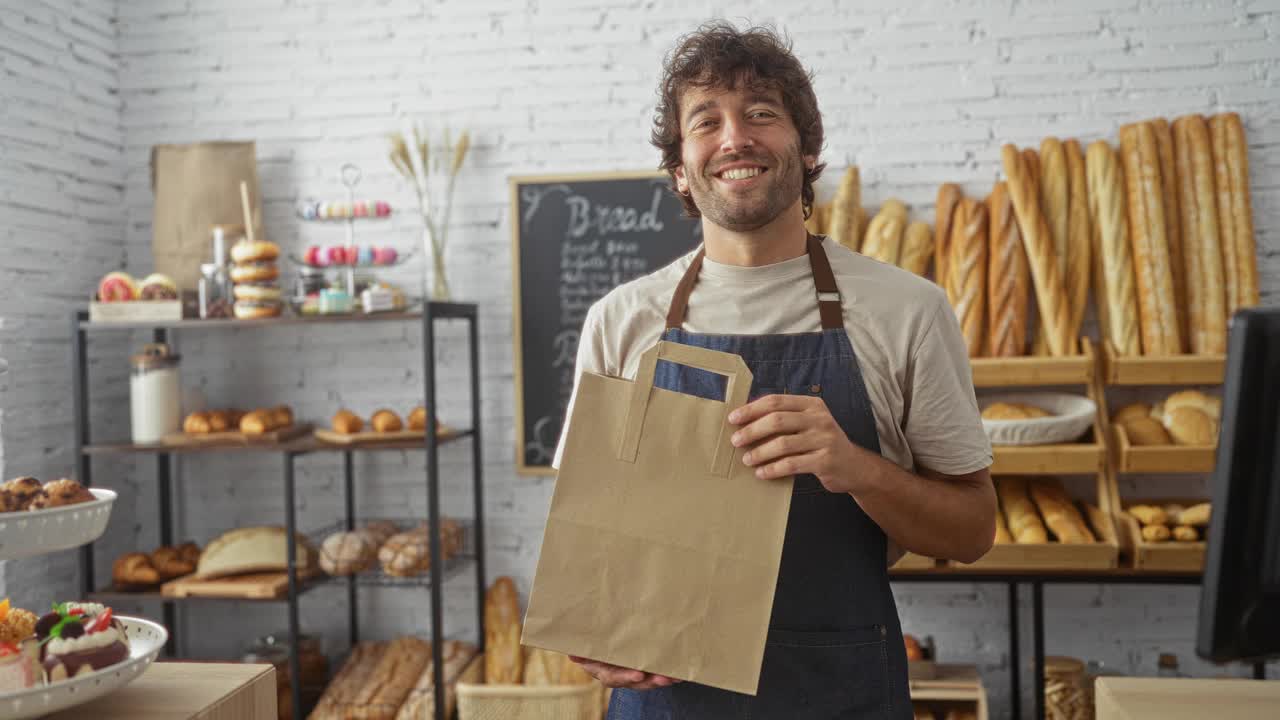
862, 199, 908, 265
899, 220, 933, 276
1210, 112, 1260, 314
997, 477, 1048, 544
994, 498, 1013, 544
1173, 115, 1228, 354
1029, 478, 1096, 544
394, 640, 477, 720
485, 576, 524, 684
935, 183, 963, 301
1151, 118, 1188, 350
1039, 137, 1070, 281
1064, 139, 1092, 347
1087, 141, 1142, 356
949, 198, 988, 357
828, 167, 861, 252
986, 181, 1029, 357
344, 636, 433, 719
310, 642, 388, 718
1119, 122, 1182, 355
1001, 144, 1073, 356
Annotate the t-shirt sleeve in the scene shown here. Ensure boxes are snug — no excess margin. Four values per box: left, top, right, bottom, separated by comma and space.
901, 296, 993, 476
551, 302, 609, 470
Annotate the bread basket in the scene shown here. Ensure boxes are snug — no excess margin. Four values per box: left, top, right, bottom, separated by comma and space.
979, 392, 1096, 446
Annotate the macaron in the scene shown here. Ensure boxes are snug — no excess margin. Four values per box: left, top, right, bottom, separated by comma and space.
304, 245, 324, 267
357, 246, 375, 266
353, 202, 368, 218
325, 246, 346, 265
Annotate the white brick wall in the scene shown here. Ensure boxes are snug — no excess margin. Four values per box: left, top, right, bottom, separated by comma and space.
4, 0, 1279, 716
0, 1, 141, 609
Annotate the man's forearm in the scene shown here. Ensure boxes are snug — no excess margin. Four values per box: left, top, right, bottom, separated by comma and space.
847, 449, 995, 563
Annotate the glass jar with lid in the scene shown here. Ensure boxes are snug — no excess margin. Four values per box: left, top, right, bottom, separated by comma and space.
245, 631, 328, 688
129, 344, 181, 444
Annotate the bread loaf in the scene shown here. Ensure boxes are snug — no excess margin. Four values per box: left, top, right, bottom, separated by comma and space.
862, 199, 907, 265
1152, 119, 1188, 349
1029, 478, 1096, 544
1086, 141, 1141, 356
1039, 137, 1070, 281
1001, 145, 1073, 356
828, 167, 861, 252
899, 221, 933, 276
113, 552, 161, 587
394, 640, 477, 720
1163, 406, 1217, 446
1119, 122, 1182, 355
336, 637, 432, 719
196, 526, 318, 579
1210, 112, 1260, 314
994, 503, 1013, 544
485, 576, 524, 684
949, 198, 987, 357
310, 642, 388, 719
1177, 502, 1211, 527
1128, 505, 1168, 527
1173, 115, 1228, 354
997, 477, 1048, 544
1163, 389, 1220, 420
1063, 139, 1092, 348
986, 181, 1029, 357
1142, 524, 1171, 543
1123, 416, 1171, 446
320, 531, 375, 576
1112, 403, 1151, 426
1173, 526, 1199, 542
379, 532, 430, 577
935, 183, 962, 302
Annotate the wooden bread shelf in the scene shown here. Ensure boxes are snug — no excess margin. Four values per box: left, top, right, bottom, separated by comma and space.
1116, 503, 1207, 572
892, 552, 939, 570
990, 433, 1106, 475
970, 338, 1094, 387
909, 663, 989, 720
1101, 342, 1225, 385
1111, 424, 1217, 474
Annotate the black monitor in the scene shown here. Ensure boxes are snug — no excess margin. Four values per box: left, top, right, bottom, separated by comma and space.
1197, 307, 1280, 664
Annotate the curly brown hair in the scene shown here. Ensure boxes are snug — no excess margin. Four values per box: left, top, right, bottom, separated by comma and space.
651, 21, 826, 219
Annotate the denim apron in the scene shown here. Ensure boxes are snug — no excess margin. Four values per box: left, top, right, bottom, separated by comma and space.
606, 235, 911, 720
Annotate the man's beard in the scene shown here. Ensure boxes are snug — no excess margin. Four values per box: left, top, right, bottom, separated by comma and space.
688, 144, 804, 232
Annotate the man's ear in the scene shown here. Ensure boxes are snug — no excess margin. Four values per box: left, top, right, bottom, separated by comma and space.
803, 154, 818, 172
674, 165, 689, 194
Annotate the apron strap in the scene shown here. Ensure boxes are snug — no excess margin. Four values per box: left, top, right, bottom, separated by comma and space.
665, 233, 844, 331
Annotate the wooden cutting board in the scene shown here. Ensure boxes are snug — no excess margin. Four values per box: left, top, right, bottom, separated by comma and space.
314, 425, 456, 445
161, 569, 318, 599
161, 422, 312, 447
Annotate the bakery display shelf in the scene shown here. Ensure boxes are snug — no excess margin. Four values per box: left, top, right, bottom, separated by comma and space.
292, 427, 474, 453
889, 566, 1201, 583
331, 554, 474, 588
77, 302, 477, 330
1101, 341, 1225, 385
1110, 424, 1217, 474
1114, 497, 1208, 572
82, 438, 300, 455
88, 576, 327, 604
990, 437, 1106, 475
970, 337, 1096, 388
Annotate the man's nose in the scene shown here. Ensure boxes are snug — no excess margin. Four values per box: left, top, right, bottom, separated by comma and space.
718, 117, 754, 154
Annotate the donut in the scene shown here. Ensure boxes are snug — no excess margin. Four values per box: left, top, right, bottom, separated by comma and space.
232, 283, 283, 302
229, 240, 280, 264
233, 301, 282, 320
230, 263, 280, 283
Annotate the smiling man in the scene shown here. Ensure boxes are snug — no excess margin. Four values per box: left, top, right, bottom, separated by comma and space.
561, 21, 995, 720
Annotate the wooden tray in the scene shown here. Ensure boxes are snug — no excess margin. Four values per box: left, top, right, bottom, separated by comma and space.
161, 423, 312, 447
313, 426, 456, 445
1101, 341, 1225, 385
1116, 500, 1207, 572
1112, 424, 1217, 474
161, 569, 318, 599
88, 300, 183, 324
970, 338, 1095, 388
953, 484, 1120, 571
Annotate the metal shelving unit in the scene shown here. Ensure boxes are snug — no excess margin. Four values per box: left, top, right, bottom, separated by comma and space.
71, 303, 485, 720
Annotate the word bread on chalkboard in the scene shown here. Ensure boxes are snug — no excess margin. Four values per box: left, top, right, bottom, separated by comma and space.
510, 172, 702, 474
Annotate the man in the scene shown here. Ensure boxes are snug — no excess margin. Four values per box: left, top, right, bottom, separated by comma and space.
560, 21, 995, 719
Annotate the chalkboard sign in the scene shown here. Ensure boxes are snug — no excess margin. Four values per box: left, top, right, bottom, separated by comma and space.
511, 171, 702, 475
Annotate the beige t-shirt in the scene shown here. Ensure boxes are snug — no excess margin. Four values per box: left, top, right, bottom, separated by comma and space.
554, 236, 993, 475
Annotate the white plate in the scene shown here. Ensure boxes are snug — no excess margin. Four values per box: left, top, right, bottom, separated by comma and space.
0, 489, 116, 561
0, 615, 167, 720
980, 392, 1097, 446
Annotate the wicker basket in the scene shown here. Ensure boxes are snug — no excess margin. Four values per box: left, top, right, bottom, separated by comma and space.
1044, 655, 1090, 720
455, 654, 605, 720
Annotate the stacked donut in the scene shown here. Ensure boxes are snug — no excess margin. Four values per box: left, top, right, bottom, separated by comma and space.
229, 240, 282, 319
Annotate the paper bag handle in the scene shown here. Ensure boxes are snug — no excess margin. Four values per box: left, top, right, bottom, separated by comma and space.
618, 341, 751, 476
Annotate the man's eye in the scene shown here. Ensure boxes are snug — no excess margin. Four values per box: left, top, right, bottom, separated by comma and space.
751, 111, 775, 119
694, 119, 716, 130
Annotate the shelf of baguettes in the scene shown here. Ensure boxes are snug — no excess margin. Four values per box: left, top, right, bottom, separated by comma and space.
1111, 423, 1216, 474
950, 476, 1119, 570
1116, 499, 1209, 572
909, 663, 989, 720
1101, 341, 1225, 386
969, 337, 1096, 388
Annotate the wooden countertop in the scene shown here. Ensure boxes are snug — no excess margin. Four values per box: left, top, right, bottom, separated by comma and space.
44, 662, 276, 720
1095, 677, 1280, 720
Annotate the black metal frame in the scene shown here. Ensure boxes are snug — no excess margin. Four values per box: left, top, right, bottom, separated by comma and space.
72, 305, 485, 720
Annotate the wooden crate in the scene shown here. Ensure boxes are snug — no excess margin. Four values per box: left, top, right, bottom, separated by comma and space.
970, 337, 1094, 387
1115, 499, 1207, 572
990, 426, 1107, 475
88, 299, 183, 323
910, 664, 989, 720
1111, 424, 1217, 474
1101, 341, 1225, 385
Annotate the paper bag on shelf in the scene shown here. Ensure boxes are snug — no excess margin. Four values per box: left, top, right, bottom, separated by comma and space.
522, 341, 792, 696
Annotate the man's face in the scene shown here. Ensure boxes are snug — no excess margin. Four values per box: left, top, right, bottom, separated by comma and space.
673, 83, 813, 232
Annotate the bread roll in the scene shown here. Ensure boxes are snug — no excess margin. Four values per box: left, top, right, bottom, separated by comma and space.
1128, 505, 1168, 527
997, 477, 1048, 544
1123, 416, 1172, 446
1142, 524, 1172, 542
1039, 137, 1070, 281
1151, 118, 1187, 350
986, 182, 1029, 357
949, 198, 987, 357
1164, 389, 1220, 420
1119, 122, 1182, 355
1001, 144, 1072, 356
239, 410, 270, 435
1163, 406, 1217, 446
899, 220, 933, 276
1173, 115, 1228, 354
862, 199, 907, 265
1029, 478, 1096, 544
332, 409, 363, 434
1210, 112, 1259, 314
486, 576, 524, 683
320, 531, 375, 576
1112, 403, 1152, 426
1086, 142, 1140, 356
379, 531, 430, 577
935, 184, 963, 302
271, 405, 292, 429
150, 546, 195, 580
183, 412, 211, 434
1064, 139, 1092, 347
408, 406, 428, 431
828, 167, 861, 252
371, 409, 403, 433
1177, 502, 1211, 527
1173, 525, 1199, 542
112, 552, 160, 587
206, 410, 230, 433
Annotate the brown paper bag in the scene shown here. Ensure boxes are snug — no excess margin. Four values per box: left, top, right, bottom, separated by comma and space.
151, 141, 262, 291
522, 341, 793, 696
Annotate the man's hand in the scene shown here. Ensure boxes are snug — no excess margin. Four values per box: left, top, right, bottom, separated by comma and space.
568, 656, 683, 690
728, 393, 861, 493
